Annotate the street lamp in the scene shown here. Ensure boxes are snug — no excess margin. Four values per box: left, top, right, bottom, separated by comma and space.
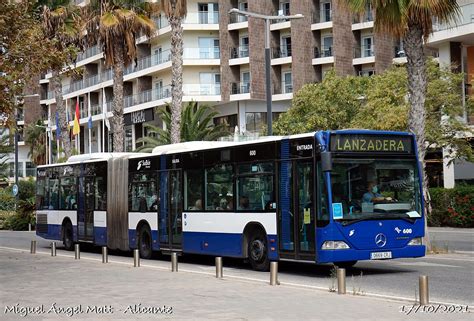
228, 8, 303, 136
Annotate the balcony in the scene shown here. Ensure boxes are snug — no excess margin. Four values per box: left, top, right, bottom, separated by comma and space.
228, 14, 248, 30
428, 3, 474, 47
273, 81, 293, 100
270, 12, 291, 30
183, 84, 221, 96
230, 46, 249, 59
313, 8, 332, 23
185, 11, 219, 24
122, 86, 172, 109
314, 46, 332, 58
183, 47, 220, 60
272, 46, 292, 59
153, 16, 170, 29
76, 45, 100, 62
125, 49, 171, 75
353, 45, 375, 65
231, 82, 250, 95
352, 11, 374, 30
354, 45, 374, 58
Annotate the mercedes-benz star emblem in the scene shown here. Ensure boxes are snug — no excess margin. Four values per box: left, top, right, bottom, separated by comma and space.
375, 233, 387, 248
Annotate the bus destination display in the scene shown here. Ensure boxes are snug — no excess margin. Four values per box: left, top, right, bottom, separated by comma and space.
330, 134, 413, 153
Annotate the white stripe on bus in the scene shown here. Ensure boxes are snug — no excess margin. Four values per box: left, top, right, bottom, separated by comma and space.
128, 212, 158, 230
183, 212, 277, 235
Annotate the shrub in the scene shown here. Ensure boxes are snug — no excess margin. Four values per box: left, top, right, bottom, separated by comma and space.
0, 211, 15, 229
429, 186, 474, 228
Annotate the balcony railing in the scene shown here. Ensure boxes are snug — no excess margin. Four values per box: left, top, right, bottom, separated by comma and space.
272, 46, 292, 59
279, 81, 293, 94
354, 46, 375, 58
185, 11, 219, 24
314, 46, 332, 58
125, 49, 171, 75
183, 84, 221, 96
230, 46, 249, 59
229, 14, 248, 23
312, 8, 332, 23
271, 11, 291, 24
353, 11, 373, 23
394, 46, 406, 58
153, 16, 170, 29
76, 45, 100, 62
432, 3, 474, 32
183, 47, 220, 59
231, 82, 250, 95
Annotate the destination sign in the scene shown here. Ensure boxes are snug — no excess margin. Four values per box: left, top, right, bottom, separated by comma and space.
330, 134, 413, 153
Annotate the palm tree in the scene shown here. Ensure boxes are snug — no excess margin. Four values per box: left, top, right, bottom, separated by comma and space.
81, 0, 158, 152
160, 0, 187, 144
41, 0, 82, 159
0, 128, 13, 183
136, 102, 230, 151
23, 120, 48, 166
340, 0, 460, 249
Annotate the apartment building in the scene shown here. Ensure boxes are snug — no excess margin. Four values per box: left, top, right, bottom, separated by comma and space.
425, 0, 474, 187
10, 0, 471, 187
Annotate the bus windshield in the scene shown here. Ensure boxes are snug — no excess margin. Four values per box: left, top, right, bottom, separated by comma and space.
330, 159, 422, 221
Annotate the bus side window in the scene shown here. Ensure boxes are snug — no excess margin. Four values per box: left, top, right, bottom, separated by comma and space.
184, 169, 203, 211
36, 178, 47, 210
205, 164, 233, 211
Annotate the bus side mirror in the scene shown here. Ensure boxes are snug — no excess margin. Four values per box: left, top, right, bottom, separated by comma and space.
321, 152, 332, 172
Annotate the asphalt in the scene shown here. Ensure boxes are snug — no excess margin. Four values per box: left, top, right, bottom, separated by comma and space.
0, 247, 471, 321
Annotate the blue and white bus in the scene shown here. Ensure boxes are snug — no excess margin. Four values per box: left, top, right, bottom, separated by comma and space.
36, 130, 425, 270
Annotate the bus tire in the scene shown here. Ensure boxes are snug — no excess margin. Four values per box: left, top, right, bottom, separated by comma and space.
62, 221, 74, 251
248, 229, 270, 271
335, 261, 358, 269
138, 225, 152, 259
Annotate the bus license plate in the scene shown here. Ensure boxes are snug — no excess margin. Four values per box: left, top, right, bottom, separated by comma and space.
371, 251, 392, 260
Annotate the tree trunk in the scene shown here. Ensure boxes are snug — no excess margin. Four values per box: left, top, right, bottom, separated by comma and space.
111, 45, 125, 152
52, 69, 72, 160
403, 22, 431, 251
169, 15, 184, 144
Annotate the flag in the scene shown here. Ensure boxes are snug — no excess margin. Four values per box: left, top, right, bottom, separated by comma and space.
55, 112, 61, 139
73, 99, 80, 136
88, 116, 92, 129
102, 88, 110, 130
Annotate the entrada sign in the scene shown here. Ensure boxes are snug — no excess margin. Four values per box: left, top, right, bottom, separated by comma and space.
330, 134, 413, 153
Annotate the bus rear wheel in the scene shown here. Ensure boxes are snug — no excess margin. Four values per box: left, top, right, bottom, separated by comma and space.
335, 261, 358, 269
62, 222, 74, 251
138, 226, 152, 259
248, 230, 270, 271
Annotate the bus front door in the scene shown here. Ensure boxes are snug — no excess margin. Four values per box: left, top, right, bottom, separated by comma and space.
158, 170, 183, 251
77, 176, 94, 242
279, 160, 315, 260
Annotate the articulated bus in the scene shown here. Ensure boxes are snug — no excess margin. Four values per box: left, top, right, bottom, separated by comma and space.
36, 130, 425, 270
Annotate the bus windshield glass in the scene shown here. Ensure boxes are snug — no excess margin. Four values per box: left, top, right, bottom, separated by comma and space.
330, 159, 421, 221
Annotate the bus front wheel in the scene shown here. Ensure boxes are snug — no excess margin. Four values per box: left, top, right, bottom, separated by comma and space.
335, 261, 358, 269
62, 222, 74, 251
138, 226, 152, 259
248, 230, 270, 271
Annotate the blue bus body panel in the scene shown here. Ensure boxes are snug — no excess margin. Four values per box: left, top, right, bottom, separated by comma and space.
182, 232, 279, 259
316, 218, 425, 263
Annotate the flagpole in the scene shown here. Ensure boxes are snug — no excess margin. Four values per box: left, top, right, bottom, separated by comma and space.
88, 92, 92, 154
102, 88, 106, 152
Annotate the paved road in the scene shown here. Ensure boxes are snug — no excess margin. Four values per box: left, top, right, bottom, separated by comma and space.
428, 227, 474, 254
1, 230, 473, 306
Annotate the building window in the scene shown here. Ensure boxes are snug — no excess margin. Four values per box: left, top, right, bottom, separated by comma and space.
322, 36, 333, 57
198, 3, 219, 24
246, 112, 266, 133
321, 2, 332, 22
214, 114, 238, 131
283, 72, 293, 94
125, 125, 133, 151
362, 36, 374, 57
198, 38, 220, 59
26, 162, 36, 177
279, 1, 290, 15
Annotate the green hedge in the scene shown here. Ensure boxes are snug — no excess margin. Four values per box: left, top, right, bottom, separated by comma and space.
0, 179, 36, 230
429, 186, 474, 228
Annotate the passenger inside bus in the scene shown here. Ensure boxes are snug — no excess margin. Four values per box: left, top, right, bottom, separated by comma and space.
238, 195, 250, 210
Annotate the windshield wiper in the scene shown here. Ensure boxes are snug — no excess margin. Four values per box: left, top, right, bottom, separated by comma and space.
340, 213, 416, 226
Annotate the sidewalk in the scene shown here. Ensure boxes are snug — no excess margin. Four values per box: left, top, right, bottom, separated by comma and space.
0, 248, 470, 320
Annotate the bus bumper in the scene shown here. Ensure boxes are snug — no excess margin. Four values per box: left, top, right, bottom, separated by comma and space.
317, 245, 426, 264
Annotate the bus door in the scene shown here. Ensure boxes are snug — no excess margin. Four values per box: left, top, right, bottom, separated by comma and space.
77, 176, 94, 241
279, 160, 315, 260
158, 170, 183, 251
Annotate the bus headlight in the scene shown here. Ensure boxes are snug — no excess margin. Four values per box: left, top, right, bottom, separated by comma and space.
408, 238, 422, 246
321, 241, 350, 250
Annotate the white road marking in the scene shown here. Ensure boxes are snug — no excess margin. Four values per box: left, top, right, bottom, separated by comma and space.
392, 262, 461, 268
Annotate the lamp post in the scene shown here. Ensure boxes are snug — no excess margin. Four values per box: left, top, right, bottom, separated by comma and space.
228, 8, 303, 136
